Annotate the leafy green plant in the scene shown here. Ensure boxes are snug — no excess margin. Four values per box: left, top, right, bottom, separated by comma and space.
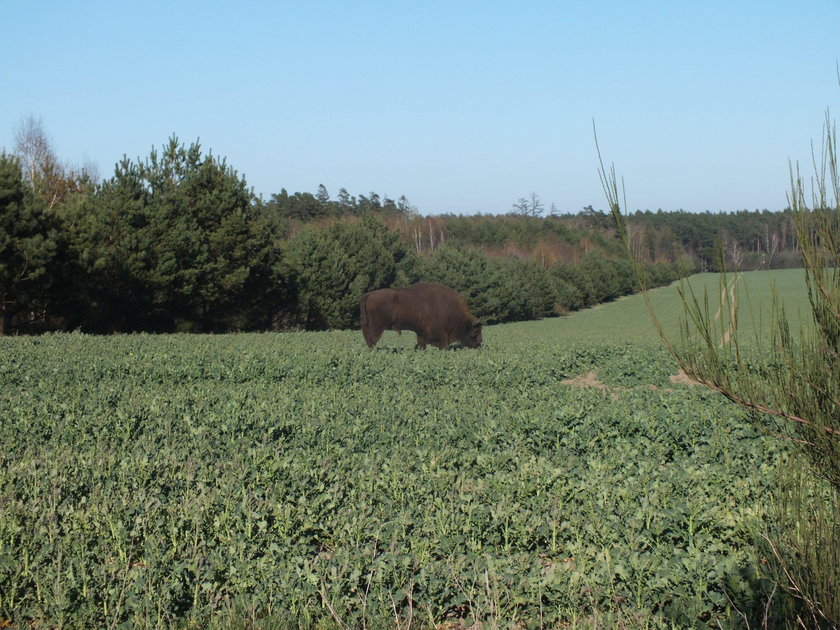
0, 287, 804, 627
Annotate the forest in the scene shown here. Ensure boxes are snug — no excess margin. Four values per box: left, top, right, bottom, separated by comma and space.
0, 131, 803, 335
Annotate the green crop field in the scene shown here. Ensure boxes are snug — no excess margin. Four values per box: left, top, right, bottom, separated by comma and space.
0, 270, 811, 628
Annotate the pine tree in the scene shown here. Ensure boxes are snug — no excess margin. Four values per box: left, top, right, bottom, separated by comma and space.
0, 153, 56, 333
71, 137, 272, 331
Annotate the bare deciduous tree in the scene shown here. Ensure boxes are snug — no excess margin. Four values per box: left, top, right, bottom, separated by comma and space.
13, 116, 96, 209
14, 115, 59, 185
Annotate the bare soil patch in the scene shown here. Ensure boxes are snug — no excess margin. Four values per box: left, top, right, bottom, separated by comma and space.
560, 368, 701, 395
560, 370, 609, 391
669, 369, 700, 386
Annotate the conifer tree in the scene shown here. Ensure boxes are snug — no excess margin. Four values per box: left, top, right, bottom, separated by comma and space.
0, 153, 56, 334
283, 215, 411, 329
73, 137, 272, 331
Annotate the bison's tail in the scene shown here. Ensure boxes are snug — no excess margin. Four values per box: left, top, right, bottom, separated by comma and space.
360, 293, 374, 347
360, 293, 369, 330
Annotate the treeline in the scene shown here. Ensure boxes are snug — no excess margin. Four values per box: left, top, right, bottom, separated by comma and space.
253, 174, 804, 273
0, 136, 685, 335
1, 130, 794, 335
265, 185, 414, 221
425, 208, 801, 272
625, 208, 801, 271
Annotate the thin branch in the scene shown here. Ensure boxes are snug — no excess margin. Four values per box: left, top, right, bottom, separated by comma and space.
319, 580, 350, 630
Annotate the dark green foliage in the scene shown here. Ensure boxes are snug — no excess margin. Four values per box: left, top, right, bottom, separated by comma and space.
264, 189, 801, 275
65, 137, 275, 332
0, 153, 57, 334
553, 263, 597, 308
282, 215, 412, 329
265, 186, 408, 221
265, 188, 325, 221
66, 154, 163, 331
413, 246, 559, 323
646, 260, 681, 287
552, 276, 584, 312
581, 254, 623, 302
500, 258, 558, 319
414, 245, 496, 318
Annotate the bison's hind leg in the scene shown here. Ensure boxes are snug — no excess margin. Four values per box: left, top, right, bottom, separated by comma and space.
362, 323, 385, 348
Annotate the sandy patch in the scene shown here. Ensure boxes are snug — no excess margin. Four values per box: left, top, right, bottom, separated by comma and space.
560, 368, 700, 395
560, 370, 609, 391
669, 369, 699, 386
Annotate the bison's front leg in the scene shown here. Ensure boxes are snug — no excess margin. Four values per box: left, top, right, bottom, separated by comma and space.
414, 335, 427, 350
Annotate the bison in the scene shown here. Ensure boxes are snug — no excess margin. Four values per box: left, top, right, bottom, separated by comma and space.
360, 282, 482, 350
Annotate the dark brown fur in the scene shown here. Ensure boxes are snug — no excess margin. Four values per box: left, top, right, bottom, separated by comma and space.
360, 282, 482, 349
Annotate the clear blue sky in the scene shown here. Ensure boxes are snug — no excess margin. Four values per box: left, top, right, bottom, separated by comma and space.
2, 1, 838, 215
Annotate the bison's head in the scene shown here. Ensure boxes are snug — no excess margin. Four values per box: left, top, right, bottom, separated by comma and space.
460, 317, 483, 348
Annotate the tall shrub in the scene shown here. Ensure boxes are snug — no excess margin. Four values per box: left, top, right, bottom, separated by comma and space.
601, 110, 840, 625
